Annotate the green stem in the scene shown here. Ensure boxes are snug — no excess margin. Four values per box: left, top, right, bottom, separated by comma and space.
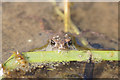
3, 50, 119, 70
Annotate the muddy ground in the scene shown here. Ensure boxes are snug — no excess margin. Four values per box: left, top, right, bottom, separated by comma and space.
2, 2, 119, 78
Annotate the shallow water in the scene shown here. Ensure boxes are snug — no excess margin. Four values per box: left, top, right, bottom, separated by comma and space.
3, 61, 119, 78
2, 2, 119, 78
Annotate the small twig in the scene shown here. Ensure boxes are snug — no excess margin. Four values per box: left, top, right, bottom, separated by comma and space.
53, 2, 80, 35
64, 0, 70, 32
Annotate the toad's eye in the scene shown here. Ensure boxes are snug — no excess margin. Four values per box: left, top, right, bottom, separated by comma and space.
68, 40, 72, 46
51, 40, 55, 45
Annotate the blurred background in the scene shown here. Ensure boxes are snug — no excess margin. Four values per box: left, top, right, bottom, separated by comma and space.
2, 2, 118, 78
2, 2, 118, 62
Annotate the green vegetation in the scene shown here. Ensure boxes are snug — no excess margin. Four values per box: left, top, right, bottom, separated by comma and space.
3, 50, 119, 70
